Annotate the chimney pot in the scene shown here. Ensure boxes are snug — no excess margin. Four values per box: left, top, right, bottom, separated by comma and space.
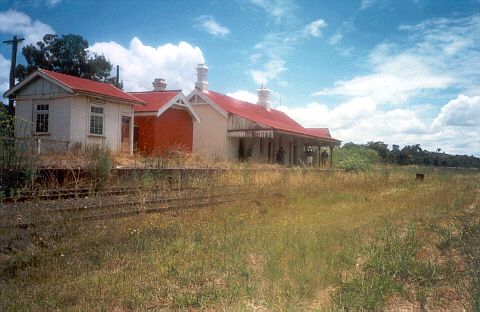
195, 64, 208, 92
152, 78, 167, 91
257, 88, 271, 111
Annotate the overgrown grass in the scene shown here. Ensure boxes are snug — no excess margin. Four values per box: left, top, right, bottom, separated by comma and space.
0, 169, 478, 310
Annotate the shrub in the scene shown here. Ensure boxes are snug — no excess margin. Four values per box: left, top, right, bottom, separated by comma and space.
334, 146, 379, 172
85, 144, 112, 186
0, 110, 37, 196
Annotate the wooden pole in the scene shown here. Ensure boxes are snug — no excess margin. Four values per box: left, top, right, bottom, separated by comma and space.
330, 145, 334, 167
3, 35, 25, 116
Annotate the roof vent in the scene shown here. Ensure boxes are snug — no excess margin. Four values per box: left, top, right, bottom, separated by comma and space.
152, 78, 167, 91
257, 87, 271, 111
195, 64, 208, 93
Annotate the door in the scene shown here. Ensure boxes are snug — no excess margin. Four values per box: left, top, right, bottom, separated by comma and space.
289, 141, 293, 166
133, 126, 139, 152
293, 142, 297, 165
121, 116, 131, 153
268, 141, 272, 163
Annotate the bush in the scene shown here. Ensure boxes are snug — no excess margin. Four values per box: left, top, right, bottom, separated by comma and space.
0, 110, 37, 196
334, 146, 379, 172
85, 144, 112, 186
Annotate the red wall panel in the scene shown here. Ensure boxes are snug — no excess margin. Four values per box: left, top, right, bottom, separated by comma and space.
135, 108, 193, 156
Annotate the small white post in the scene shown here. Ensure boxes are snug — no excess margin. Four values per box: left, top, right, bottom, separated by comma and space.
37, 138, 41, 154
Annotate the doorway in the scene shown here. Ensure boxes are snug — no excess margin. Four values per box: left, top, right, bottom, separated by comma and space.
121, 116, 131, 153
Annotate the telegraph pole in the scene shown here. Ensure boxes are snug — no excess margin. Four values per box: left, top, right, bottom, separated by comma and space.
3, 35, 25, 116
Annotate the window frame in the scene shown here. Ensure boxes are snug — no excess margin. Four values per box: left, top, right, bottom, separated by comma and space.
34, 103, 49, 134
89, 103, 105, 136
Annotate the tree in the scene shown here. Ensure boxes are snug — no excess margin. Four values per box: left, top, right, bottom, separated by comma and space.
16, 34, 118, 86
366, 141, 391, 162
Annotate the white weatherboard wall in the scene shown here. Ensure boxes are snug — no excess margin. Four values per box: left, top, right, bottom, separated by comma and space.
13, 76, 134, 153
14, 76, 73, 141
190, 102, 227, 159
70, 96, 134, 151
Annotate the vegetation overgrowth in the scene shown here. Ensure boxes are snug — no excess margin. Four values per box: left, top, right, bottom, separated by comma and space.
0, 109, 37, 198
0, 167, 478, 310
345, 141, 480, 168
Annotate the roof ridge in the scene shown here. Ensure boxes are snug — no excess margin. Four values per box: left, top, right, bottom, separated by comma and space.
38, 68, 145, 105
205, 89, 339, 142
40, 68, 112, 85
129, 90, 181, 93
209, 90, 291, 114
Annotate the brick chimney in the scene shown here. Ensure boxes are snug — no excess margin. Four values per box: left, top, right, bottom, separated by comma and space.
257, 87, 271, 111
195, 64, 208, 93
152, 78, 167, 91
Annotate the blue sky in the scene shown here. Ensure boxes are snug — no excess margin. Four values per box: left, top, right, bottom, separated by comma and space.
1, 0, 479, 155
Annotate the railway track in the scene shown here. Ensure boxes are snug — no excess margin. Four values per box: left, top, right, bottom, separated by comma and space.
0, 187, 263, 228
3, 183, 247, 202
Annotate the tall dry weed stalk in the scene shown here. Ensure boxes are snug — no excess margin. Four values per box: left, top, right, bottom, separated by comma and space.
85, 144, 112, 188
0, 111, 37, 198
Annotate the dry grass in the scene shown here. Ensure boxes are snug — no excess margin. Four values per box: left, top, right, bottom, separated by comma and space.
37, 147, 288, 170
0, 168, 478, 310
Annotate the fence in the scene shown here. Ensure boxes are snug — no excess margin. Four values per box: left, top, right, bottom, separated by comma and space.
0, 136, 70, 154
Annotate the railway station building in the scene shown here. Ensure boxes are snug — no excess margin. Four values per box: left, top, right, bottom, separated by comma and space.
129, 79, 200, 155
187, 64, 341, 166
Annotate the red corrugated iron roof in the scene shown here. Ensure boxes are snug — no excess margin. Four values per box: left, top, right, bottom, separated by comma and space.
129, 91, 179, 112
204, 90, 340, 142
305, 128, 331, 138
39, 69, 145, 104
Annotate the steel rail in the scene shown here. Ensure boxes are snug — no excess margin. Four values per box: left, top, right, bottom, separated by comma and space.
0, 190, 262, 228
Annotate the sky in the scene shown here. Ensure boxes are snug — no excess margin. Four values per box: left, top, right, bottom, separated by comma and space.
0, 0, 479, 156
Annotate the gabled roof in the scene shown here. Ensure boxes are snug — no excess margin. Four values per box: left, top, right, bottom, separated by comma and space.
4, 69, 145, 105
130, 91, 179, 112
130, 90, 200, 122
200, 90, 340, 143
305, 128, 331, 138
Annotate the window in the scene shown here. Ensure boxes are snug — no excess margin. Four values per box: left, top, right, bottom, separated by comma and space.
259, 137, 264, 154
90, 105, 104, 135
35, 104, 49, 133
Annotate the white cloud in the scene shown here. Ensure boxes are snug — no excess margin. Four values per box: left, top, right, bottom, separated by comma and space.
329, 20, 355, 45
0, 54, 10, 98
227, 90, 258, 103
249, 0, 297, 24
304, 19, 327, 37
249, 58, 287, 85
249, 17, 328, 86
315, 53, 452, 104
46, 0, 61, 7
276, 94, 480, 155
432, 95, 480, 128
399, 15, 480, 95
360, 0, 377, 10
309, 15, 480, 155
315, 15, 480, 105
0, 10, 55, 45
329, 31, 343, 45
196, 16, 230, 37
89, 37, 205, 92
277, 97, 433, 150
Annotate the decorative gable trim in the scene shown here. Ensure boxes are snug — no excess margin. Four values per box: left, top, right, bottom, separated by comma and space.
4, 71, 74, 98
186, 89, 228, 118
157, 92, 200, 122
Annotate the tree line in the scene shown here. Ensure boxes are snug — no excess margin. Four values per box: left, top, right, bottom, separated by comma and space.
343, 141, 480, 168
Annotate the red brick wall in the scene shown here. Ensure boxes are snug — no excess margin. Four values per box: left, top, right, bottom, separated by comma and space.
135, 108, 193, 155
